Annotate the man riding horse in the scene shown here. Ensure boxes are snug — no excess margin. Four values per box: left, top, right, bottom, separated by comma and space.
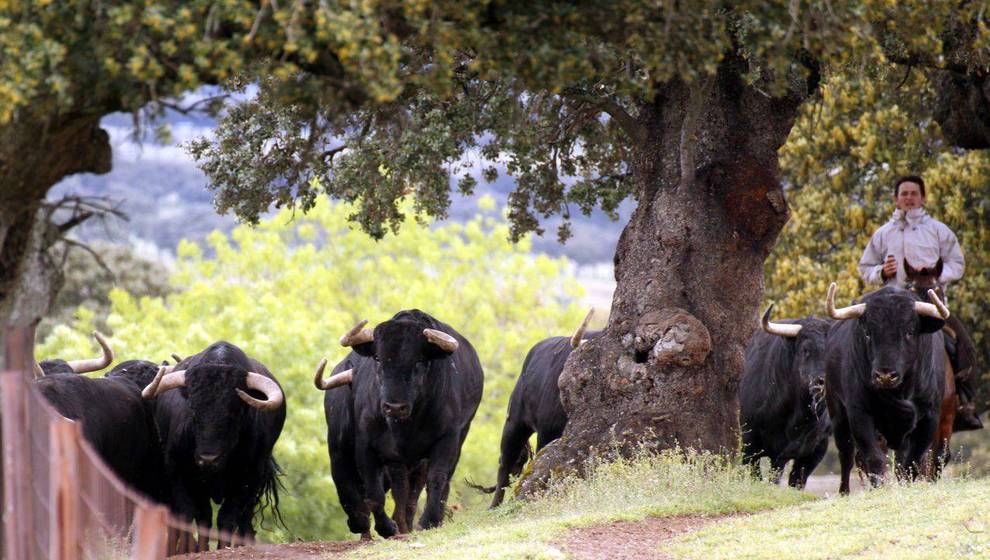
858, 174, 982, 431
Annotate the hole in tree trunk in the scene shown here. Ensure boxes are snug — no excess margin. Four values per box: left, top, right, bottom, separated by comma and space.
634, 350, 650, 364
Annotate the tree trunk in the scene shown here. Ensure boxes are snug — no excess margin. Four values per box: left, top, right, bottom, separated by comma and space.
519, 57, 812, 495
0, 116, 112, 335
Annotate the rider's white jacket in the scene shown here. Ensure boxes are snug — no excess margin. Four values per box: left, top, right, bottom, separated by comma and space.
858, 208, 965, 288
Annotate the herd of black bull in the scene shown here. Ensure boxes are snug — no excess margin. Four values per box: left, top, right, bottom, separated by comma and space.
31, 278, 966, 552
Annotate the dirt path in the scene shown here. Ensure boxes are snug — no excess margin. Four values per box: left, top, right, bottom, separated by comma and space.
555, 514, 745, 560
175, 540, 365, 560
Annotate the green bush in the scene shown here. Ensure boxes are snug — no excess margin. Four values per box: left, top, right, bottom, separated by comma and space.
38, 195, 586, 542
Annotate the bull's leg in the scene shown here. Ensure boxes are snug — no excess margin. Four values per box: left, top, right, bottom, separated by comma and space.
833, 414, 855, 495
740, 434, 765, 482
387, 465, 412, 533
419, 436, 461, 530
768, 457, 787, 485
491, 421, 533, 508
329, 446, 372, 538
168, 482, 211, 554
217, 490, 257, 549
356, 444, 398, 538
406, 461, 427, 529
897, 413, 939, 481
847, 414, 886, 488
789, 439, 829, 489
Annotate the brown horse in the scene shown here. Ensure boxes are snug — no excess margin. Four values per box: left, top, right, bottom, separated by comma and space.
903, 258, 958, 478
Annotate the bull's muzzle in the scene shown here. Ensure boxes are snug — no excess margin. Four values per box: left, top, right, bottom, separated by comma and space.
382, 401, 411, 420
196, 452, 223, 470
872, 369, 901, 389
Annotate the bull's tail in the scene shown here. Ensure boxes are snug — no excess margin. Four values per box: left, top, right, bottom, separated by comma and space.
464, 479, 497, 494
465, 440, 535, 495
255, 457, 288, 534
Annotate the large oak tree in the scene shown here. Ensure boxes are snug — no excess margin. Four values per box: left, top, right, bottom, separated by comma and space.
3, 1, 989, 490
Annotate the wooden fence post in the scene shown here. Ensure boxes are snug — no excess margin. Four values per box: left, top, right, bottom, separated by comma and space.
131, 505, 168, 560
50, 420, 81, 560
1, 371, 31, 560
3, 325, 37, 560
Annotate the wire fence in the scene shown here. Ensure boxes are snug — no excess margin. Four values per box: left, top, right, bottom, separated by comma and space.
2, 326, 252, 559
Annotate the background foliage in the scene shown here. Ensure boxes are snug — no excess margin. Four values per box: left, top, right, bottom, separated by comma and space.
37, 195, 586, 542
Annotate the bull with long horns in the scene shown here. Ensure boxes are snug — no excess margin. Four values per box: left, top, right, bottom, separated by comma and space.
142, 341, 286, 554
823, 283, 950, 494
314, 309, 483, 538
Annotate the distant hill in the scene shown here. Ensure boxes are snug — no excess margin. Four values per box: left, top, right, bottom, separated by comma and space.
50, 110, 631, 266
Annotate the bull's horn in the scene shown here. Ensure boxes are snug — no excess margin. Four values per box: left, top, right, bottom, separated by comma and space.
424, 328, 459, 353
67, 331, 115, 373
761, 304, 802, 337
826, 282, 866, 320
237, 372, 285, 411
340, 320, 375, 347
33, 362, 45, 379
313, 358, 354, 391
570, 308, 595, 349
171, 353, 183, 363
142, 366, 186, 399
915, 289, 950, 320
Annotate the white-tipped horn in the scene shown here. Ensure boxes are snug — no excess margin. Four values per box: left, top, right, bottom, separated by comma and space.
142, 366, 186, 399
314, 358, 354, 391
237, 372, 285, 411
761, 304, 802, 337
826, 282, 866, 320
916, 289, 950, 320
570, 308, 596, 349
67, 331, 115, 373
340, 320, 375, 347
33, 362, 45, 379
424, 328, 459, 353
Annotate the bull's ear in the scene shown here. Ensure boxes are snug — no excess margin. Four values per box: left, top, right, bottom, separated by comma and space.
933, 258, 943, 278
350, 341, 376, 358
918, 316, 945, 335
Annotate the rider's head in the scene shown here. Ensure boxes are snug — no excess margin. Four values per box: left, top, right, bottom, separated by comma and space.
894, 175, 925, 211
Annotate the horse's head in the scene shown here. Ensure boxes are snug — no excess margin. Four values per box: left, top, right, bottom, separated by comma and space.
904, 258, 944, 302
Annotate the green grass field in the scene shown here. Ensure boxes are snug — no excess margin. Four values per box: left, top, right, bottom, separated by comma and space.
341, 452, 990, 560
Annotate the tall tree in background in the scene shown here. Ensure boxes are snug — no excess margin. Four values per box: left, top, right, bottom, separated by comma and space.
3, 2, 990, 490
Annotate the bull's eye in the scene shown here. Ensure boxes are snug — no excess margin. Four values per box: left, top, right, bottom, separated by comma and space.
905, 333, 913, 341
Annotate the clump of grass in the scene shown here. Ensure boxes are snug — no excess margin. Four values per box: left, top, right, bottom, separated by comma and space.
668, 477, 990, 559
346, 448, 815, 560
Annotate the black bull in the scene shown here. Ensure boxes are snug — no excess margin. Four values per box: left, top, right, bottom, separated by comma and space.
315, 310, 483, 538
142, 341, 286, 553
36, 335, 167, 503
740, 308, 831, 489
470, 309, 601, 508
824, 284, 949, 494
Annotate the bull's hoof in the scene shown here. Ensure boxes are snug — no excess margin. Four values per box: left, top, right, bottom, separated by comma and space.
376, 518, 398, 538
360, 532, 372, 541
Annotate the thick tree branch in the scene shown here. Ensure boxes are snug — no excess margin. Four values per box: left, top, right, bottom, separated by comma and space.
561, 87, 646, 143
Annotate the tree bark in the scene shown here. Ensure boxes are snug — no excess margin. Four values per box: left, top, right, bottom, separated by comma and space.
519, 56, 811, 495
0, 116, 112, 334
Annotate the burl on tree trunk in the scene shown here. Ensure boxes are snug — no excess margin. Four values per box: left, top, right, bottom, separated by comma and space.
519, 57, 814, 497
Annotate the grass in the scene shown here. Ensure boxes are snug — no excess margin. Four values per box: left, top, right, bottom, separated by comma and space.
667, 477, 990, 559
344, 449, 815, 560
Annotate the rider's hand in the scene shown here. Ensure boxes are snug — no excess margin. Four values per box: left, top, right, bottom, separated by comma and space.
881, 255, 897, 281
